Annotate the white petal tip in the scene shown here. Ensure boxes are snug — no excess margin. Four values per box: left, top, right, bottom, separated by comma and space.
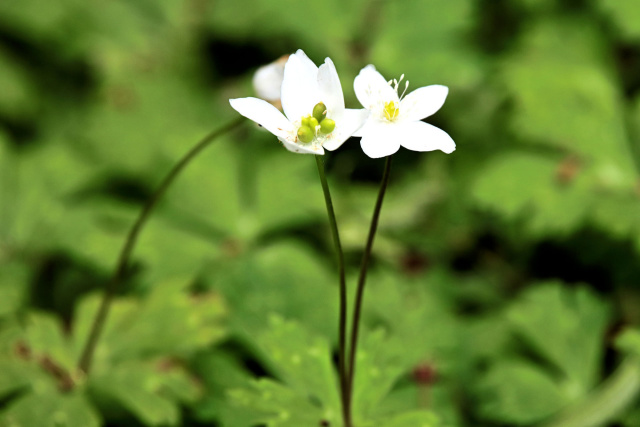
443, 144, 456, 154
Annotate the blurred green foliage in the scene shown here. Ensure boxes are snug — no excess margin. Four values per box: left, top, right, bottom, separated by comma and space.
2, 0, 640, 426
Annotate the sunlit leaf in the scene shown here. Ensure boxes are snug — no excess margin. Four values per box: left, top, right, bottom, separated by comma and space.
507, 283, 610, 394
476, 359, 571, 424
1, 391, 100, 427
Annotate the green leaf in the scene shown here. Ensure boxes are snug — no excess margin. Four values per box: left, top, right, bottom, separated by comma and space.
346, 271, 461, 424
363, 272, 461, 367
598, 0, 640, 39
476, 359, 571, 424
616, 329, 640, 358
74, 278, 226, 366
382, 410, 440, 427
191, 351, 257, 425
150, 361, 201, 404
90, 361, 180, 426
206, 0, 368, 62
502, 18, 635, 185
171, 142, 325, 240
591, 193, 640, 254
0, 48, 38, 120
539, 357, 640, 427
507, 283, 610, 394
473, 152, 602, 236
209, 241, 337, 340
0, 141, 101, 255
229, 378, 332, 427
254, 315, 341, 413
352, 329, 409, 423
227, 317, 341, 426
24, 312, 76, 373
376, 384, 459, 427
370, 0, 483, 88
0, 0, 86, 40
0, 358, 36, 399
1, 391, 100, 427
0, 262, 28, 318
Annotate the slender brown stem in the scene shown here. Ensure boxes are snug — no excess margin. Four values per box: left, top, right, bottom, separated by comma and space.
314, 155, 350, 426
77, 117, 244, 375
346, 155, 393, 420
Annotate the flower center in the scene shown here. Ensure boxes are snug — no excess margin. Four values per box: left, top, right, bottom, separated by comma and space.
384, 101, 399, 121
296, 102, 336, 144
382, 74, 410, 122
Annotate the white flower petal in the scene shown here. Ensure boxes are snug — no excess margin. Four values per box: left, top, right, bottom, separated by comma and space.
354, 65, 398, 111
398, 121, 456, 154
318, 57, 345, 120
229, 97, 294, 139
359, 122, 402, 158
281, 50, 320, 122
279, 137, 325, 155
352, 115, 374, 138
324, 108, 369, 151
399, 85, 448, 122
293, 49, 319, 80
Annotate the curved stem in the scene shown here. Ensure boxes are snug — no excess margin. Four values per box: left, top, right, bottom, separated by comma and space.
314, 156, 350, 426
346, 155, 393, 420
77, 117, 244, 375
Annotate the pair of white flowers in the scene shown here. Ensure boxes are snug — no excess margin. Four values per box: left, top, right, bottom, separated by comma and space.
230, 50, 455, 158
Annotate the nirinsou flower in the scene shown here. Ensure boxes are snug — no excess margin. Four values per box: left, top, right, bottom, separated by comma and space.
230, 50, 368, 155
353, 65, 455, 158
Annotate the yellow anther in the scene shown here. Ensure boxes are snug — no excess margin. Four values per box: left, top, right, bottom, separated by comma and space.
384, 101, 399, 121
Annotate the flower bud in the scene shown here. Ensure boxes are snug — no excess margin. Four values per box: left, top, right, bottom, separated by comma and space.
319, 118, 335, 135
312, 102, 327, 122
297, 125, 314, 143
252, 55, 288, 103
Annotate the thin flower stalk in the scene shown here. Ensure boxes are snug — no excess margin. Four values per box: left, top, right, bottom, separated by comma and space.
346, 155, 393, 422
314, 155, 350, 426
77, 117, 244, 375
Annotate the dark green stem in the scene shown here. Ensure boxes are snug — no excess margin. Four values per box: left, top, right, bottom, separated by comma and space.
346, 155, 393, 421
314, 155, 350, 427
77, 117, 244, 375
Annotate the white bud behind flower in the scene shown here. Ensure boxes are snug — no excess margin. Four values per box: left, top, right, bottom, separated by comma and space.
230, 49, 369, 155
252, 55, 289, 105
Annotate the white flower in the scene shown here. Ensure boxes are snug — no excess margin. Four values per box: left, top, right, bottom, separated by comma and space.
230, 50, 368, 155
353, 65, 455, 158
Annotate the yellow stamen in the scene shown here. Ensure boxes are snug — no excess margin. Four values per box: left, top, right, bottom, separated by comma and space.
384, 101, 399, 121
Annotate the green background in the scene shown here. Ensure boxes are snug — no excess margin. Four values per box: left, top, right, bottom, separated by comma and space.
1, 0, 640, 426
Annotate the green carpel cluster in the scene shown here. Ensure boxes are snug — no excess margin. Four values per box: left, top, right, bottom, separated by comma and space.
297, 102, 336, 143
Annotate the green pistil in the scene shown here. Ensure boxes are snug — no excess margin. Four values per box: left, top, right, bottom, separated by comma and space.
313, 102, 327, 122
297, 102, 335, 143
297, 125, 314, 143
319, 118, 335, 135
